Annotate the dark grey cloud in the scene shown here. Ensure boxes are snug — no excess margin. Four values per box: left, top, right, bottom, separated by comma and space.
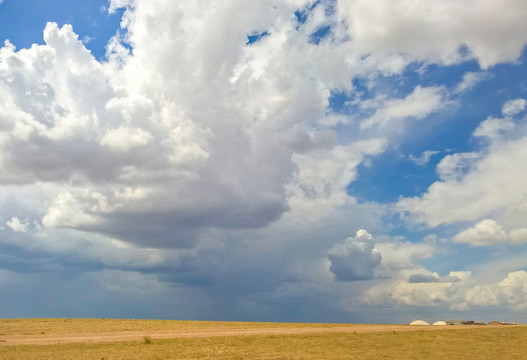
408, 273, 461, 283
328, 230, 382, 281
408, 274, 439, 283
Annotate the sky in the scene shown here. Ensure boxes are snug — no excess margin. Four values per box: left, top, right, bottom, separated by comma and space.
1, 0, 527, 324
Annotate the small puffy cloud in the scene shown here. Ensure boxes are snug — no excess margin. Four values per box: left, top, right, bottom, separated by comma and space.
472, 99, 526, 140
5, 217, 29, 233
408, 150, 440, 166
453, 220, 527, 247
361, 86, 446, 130
328, 230, 382, 281
81, 35, 95, 45
453, 219, 507, 246
502, 99, 527, 117
454, 71, 488, 94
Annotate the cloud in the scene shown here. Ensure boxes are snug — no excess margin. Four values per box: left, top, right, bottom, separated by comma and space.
108, 0, 132, 14
466, 271, 527, 310
408, 274, 440, 283
2, 0, 527, 322
454, 71, 489, 94
453, 219, 507, 246
2, 1, 525, 252
510, 228, 527, 245
1, 16, 318, 245
5, 217, 29, 233
328, 230, 382, 281
435, 152, 480, 182
364, 270, 527, 311
453, 219, 527, 246
374, 241, 436, 274
408, 273, 461, 283
408, 150, 440, 166
81, 35, 95, 45
99, 126, 154, 152
472, 99, 525, 140
287, 138, 387, 220
363, 271, 473, 309
398, 98, 527, 227
327, 230, 437, 282
360, 86, 446, 130
473, 116, 515, 140
336, 0, 527, 68
502, 99, 527, 117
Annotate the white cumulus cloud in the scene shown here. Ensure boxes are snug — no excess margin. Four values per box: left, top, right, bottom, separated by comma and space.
453, 219, 507, 246
466, 271, 527, 310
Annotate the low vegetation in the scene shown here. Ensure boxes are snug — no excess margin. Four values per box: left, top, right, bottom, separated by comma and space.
0, 318, 351, 336
0, 319, 526, 359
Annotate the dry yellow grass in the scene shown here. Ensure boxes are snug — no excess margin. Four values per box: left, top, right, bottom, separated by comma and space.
0, 319, 526, 359
0, 318, 356, 336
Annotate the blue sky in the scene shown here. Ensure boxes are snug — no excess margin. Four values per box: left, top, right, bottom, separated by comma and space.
1, 0, 527, 324
0, 0, 122, 59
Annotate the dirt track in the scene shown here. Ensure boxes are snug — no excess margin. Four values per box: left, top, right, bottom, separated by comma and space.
0, 324, 493, 346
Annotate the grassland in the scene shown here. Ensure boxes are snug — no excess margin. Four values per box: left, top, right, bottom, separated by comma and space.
1, 319, 526, 359
0, 318, 361, 336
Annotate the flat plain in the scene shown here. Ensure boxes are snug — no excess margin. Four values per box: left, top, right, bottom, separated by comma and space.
0, 319, 526, 359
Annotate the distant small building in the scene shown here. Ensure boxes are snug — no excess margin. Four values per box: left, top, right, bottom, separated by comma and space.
446, 320, 463, 325
488, 320, 519, 325
488, 321, 503, 326
461, 320, 485, 325
433, 321, 447, 326
409, 320, 430, 326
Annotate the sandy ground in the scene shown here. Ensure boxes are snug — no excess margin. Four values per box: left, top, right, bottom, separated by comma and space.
0, 324, 494, 346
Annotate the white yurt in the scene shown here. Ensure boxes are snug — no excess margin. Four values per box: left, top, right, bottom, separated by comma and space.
433, 321, 447, 326
409, 320, 430, 326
